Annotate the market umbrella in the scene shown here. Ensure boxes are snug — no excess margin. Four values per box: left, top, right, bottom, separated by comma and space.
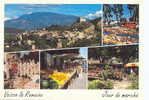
125, 62, 139, 68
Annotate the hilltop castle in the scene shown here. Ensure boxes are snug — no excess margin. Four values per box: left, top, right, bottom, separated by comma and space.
77, 17, 86, 23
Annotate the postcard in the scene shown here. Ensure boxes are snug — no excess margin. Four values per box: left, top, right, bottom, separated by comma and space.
0, 0, 143, 100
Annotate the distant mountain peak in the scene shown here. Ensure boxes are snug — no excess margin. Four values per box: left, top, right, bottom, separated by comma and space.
5, 12, 79, 30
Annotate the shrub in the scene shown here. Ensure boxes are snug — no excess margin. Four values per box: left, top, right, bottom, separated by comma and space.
88, 80, 113, 89
88, 80, 100, 89
105, 81, 113, 89
127, 77, 139, 89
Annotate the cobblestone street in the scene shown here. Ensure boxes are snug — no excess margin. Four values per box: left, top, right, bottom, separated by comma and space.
68, 71, 88, 89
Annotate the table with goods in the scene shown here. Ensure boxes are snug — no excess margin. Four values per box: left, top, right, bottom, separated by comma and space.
88, 64, 119, 89
40, 68, 77, 89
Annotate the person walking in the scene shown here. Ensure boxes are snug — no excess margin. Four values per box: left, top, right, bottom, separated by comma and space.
82, 61, 87, 73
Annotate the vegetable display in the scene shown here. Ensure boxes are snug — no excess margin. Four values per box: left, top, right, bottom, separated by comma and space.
49, 72, 70, 85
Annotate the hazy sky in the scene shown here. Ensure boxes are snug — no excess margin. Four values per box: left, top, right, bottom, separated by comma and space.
79, 47, 87, 59
5, 4, 102, 21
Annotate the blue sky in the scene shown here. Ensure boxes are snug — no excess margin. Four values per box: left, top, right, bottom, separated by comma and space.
5, 4, 102, 21
104, 4, 131, 20
79, 47, 87, 59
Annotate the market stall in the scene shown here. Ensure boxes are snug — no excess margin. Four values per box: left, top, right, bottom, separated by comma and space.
40, 50, 86, 89
124, 62, 139, 74
4, 52, 40, 89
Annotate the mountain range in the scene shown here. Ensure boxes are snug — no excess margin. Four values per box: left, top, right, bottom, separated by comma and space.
5, 12, 80, 30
